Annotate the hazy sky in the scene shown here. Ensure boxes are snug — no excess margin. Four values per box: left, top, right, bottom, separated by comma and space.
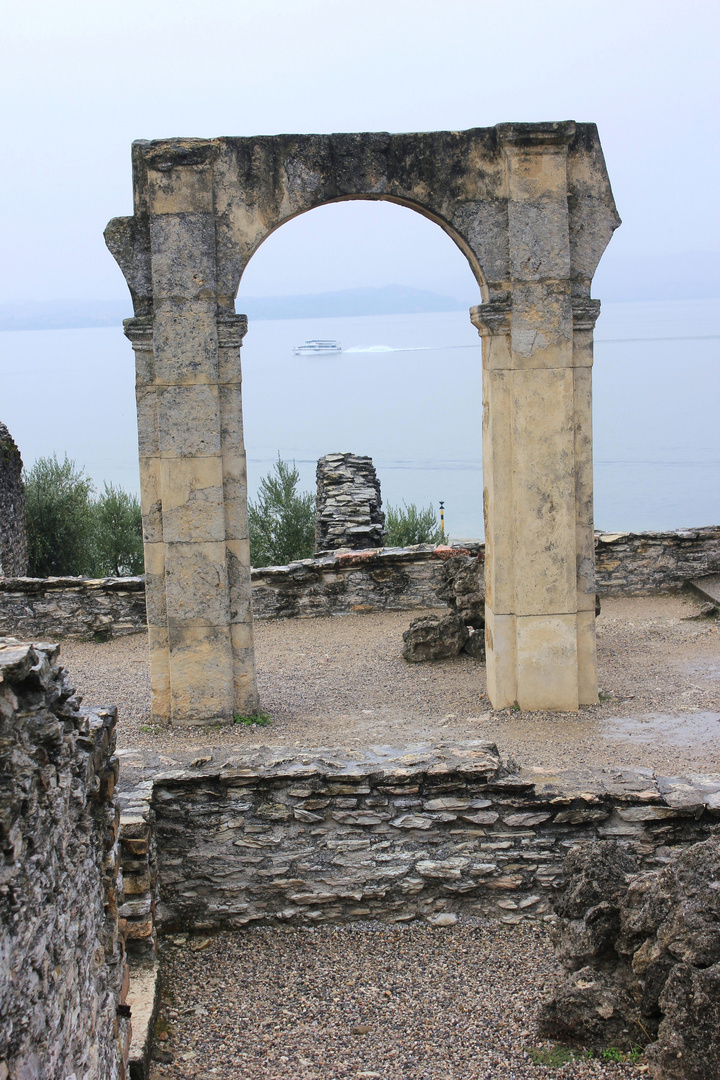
1, 0, 718, 305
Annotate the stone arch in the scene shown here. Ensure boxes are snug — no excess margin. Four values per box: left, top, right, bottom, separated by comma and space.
106, 122, 620, 726
232, 192, 489, 305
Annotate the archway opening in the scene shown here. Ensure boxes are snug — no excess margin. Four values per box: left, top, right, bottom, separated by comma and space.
235, 198, 488, 739
236, 198, 485, 545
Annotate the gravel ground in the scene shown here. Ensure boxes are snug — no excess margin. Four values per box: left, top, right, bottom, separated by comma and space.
57, 597, 714, 1079
60, 594, 720, 774
149, 922, 646, 1080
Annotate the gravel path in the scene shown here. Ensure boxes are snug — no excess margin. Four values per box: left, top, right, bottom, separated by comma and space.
149, 922, 645, 1080
61, 593, 720, 775
56, 598, 715, 1078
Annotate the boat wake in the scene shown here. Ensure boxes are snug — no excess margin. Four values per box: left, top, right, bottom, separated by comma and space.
344, 343, 481, 354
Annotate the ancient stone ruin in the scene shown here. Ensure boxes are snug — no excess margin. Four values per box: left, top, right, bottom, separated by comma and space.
105, 122, 620, 723
0, 422, 28, 577
0, 638, 129, 1078
315, 452, 385, 552
541, 838, 720, 1079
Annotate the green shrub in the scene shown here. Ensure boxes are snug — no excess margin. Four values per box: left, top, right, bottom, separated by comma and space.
93, 482, 144, 576
384, 501, 445, 547
24, 455, 144, 577
25, 454, 97, 576
248, 457, 315, 568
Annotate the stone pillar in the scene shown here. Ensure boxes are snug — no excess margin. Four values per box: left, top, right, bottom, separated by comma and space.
472, 123, 598, 711
124, 160, 258, 726
315, 453, 386, 552
0, 422, 28, 577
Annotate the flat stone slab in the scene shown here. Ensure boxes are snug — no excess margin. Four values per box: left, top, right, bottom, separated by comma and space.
127, 960, 160, 1080
690, 573, 720, 605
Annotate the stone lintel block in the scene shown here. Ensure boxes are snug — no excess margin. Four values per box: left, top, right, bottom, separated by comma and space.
167, 623, 235, 725
143, 542, 167, 626
164, 541, 231, 626
220, 385, 245, 452
512, 369, 577, 616
157, 384, 222, 457
147, 160, 214, 215
149, 212, 217, 300
152, 299, 219, 384
516, 613, 579, 711
485, 608, 518, 710
577, 608, 598, 705
139, 457, 163, 544
508, 200, 571, 281
227, 538, 253, 623
136, 387, 159, 457
502, 129, 573, 203
159, 456, 226, 544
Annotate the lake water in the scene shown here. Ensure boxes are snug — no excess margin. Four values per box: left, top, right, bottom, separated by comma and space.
1, 298, 718, 539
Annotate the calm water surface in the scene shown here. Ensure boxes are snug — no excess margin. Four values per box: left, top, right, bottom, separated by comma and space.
1, 298, 718, 539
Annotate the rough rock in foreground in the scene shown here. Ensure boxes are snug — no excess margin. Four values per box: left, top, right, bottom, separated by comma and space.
402, 612, 469, 662
539, 838, 720, 1079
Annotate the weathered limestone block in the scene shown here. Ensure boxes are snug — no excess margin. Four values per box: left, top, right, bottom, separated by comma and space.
0, 637, 127, 1079
432, 550, 486, 627
0, 422, 27, 577
402, 612, 469, 662
540, 837, 720, 1076
315, 452, 385, 552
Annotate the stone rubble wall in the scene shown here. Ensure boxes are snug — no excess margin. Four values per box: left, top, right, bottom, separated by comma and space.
1, 528, 718, 640
540, 837, 720, 1078
115, 743, 720, 935
0, 575, 148, 641
315, 453, 386, 552
0, 638, 128, 1080
0, 422, 28, 577
594, 526, 720, 596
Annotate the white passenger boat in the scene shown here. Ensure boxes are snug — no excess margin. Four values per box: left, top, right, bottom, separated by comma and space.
292, 339, 342, 355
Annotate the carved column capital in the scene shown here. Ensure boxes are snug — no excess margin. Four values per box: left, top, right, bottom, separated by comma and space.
216, 313, 248, 348
123, 315, 153, 350
572, 298, 601, 331
470, 302, 512, 338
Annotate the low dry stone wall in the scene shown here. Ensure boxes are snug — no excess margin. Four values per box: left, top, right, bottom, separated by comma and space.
0, 575, 147, 641
0, 638, 128, 1080
595, 526, 720, 596
114, 743, 720, 935
1, 528, 718, 640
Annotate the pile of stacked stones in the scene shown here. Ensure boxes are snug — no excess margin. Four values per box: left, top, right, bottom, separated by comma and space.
541, 838, 720, 1079
315, 453, 386, 552
403, 550, 486, 661
0, 422, 28, 577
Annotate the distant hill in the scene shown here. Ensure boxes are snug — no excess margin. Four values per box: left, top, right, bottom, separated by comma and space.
0, 286, 467, 332
242, 285, 468, 319
2, 255, 719, 332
